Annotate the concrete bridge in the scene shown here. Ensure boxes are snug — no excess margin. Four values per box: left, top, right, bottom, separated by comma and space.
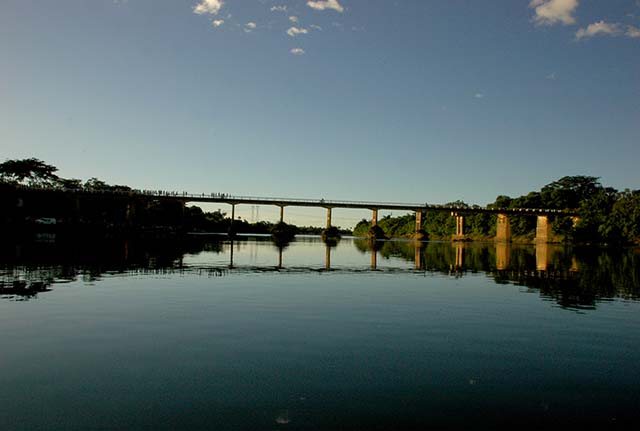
147, 192, 578, 243
18, 185, 578, 242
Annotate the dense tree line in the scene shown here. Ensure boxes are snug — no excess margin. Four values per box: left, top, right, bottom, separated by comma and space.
353, 176, 640, 244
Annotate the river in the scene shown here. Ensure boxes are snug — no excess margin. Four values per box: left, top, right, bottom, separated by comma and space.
1, 235, 639, 429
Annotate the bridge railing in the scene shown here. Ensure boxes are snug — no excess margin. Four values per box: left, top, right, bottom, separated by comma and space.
4, 183, 576, 215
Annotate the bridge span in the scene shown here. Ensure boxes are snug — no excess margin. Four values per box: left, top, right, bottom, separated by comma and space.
145, 192, 578, 243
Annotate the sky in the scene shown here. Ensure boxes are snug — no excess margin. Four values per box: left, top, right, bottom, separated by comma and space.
1, 0, 639, 226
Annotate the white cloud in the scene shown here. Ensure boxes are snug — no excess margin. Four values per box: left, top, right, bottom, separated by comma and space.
529, 0, 578, 26
270, 5, 287, 12
627, 25, 640, 38
290, 48, 305, 55
244, 21, 257, 32
287, 26, 308, 37
289, 16, 299, 23
212, 19, 224, 27
575, 21, 622, 39
194, 0, 224, 15
307, 0, 344, 13
474, 93, 484, 99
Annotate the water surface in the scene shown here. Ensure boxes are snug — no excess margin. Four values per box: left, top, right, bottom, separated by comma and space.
1, 236, 639, 429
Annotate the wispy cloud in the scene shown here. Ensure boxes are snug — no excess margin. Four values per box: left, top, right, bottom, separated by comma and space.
529, 0, 579, 26
310, 24, 323, 31
546, 72, 556, 80
212, 19, 225, 27
270, 5, 287, 12
627, 25, 640, 38
307, 0, 344, 13
290, 48, 305, 55
194, 0, 224, 16
244, 22, 257, 32
474, 93, 485, 99
287, 26, 308, 37
575, 21, 622, 39
289, 16, 299, 23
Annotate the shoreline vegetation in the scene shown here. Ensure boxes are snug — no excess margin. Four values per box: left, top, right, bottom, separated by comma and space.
1, 158, 639, 245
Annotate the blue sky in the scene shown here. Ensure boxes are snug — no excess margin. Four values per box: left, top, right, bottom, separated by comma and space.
1, 0, 639, 226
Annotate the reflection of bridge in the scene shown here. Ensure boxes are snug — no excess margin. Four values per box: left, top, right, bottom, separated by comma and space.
143, 191, 578, 243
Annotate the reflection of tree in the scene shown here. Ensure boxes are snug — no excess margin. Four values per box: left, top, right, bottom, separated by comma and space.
0, 235, 226, 300
0, 278, 52, 301
358, 240, 640, 310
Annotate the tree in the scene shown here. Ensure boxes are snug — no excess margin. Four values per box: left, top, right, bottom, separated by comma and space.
0, 158, 59, 186
541, 176, 602, 210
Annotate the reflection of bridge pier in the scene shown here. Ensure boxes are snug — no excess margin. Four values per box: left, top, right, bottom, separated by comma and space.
325, 244, 331, 270
450, 243, 464, 272
278, 246, 283, 269
371, 248, 377, 270
414, 242, 425, 270
536, 242, 549, 271
495, 241, 511, 270
229, 239, 234, 269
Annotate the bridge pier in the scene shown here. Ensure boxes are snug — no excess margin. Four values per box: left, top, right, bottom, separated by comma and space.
535, 215, 552, 243
229, 204, 236, 235
372, 209, 378, 226
415, 211, 424, 238
279, 206, 284, 223
452, 213, 465, 241
495, 213, 511, 242
326, 208, 332, 229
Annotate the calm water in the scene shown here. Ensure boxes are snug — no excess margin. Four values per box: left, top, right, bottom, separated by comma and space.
2, 235, 640, 430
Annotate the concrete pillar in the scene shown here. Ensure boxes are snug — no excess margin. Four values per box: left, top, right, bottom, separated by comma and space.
456, 216, 464, 236
415, 211, 423, 234
279, 206, 284, 223
452, 213, 465, 240
535, 215, 551, 243
495, 242, 511, 270
495, 213, 511, 242
372, 209, 378, 226
326, 208, 332, 229
229, 204, 236, 234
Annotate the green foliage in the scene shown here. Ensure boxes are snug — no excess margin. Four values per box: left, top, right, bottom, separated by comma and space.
0, 158, 59, 186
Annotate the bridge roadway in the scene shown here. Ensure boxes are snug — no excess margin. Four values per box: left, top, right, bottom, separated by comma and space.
161, 192, 575, 216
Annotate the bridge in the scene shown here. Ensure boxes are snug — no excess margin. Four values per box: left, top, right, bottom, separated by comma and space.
12, 185, 579, 242
136, 191, 578, 243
